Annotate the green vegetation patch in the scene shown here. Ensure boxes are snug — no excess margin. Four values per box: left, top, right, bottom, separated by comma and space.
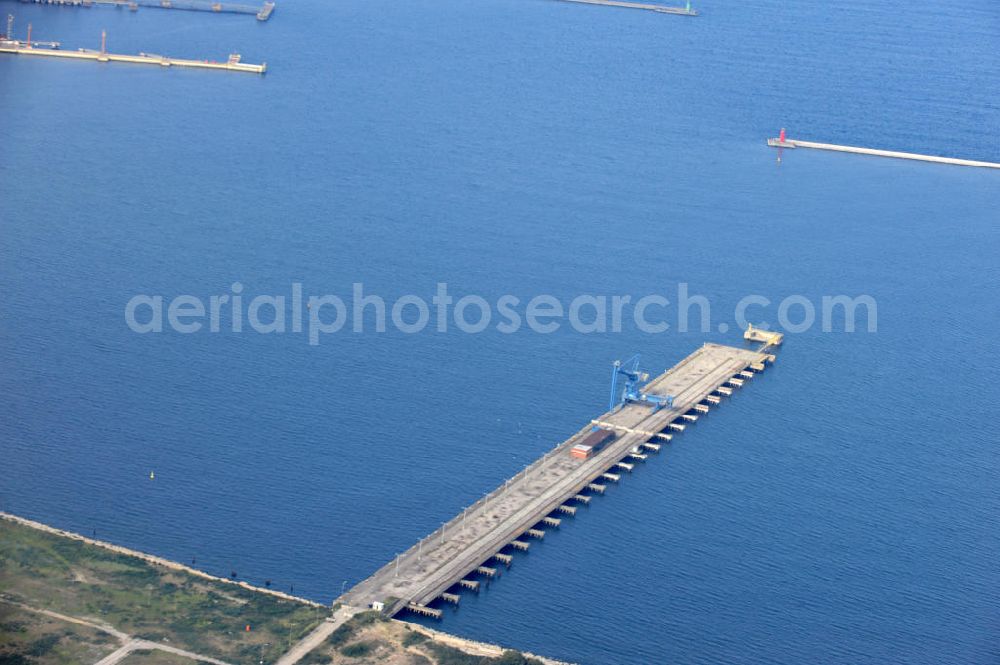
402, 629, 429, 647
338, 640, 377, 658
120, 649, 199, 665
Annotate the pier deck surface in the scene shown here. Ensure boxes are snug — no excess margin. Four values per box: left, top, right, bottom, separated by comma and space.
340, 343, 766, 615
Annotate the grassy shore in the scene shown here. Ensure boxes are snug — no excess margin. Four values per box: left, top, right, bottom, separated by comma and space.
0, 517, 569, 665
0, 518, 329, 664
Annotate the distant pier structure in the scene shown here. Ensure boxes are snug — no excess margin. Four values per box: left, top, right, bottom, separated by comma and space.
1, 22, 266, 73
339, 338, 777, 618
552, 0, 697, 16
768, 128, 1000, 170
0, 42, 267, 72
18, 0, 276, 21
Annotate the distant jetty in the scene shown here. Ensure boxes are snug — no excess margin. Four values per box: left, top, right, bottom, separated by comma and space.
1, 15, 266, 73
552, 0, 698, 16
0, 28, 266, 74
768, 128, 1000, 170
1, 42, 267, 73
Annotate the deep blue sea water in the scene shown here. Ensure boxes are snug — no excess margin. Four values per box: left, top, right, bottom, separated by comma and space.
1, 0, 999, 663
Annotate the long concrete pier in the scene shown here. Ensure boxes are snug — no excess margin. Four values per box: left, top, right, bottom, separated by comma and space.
552, 0, 697, 15
339, 342, 772, 617
0, 43, 266, 73
768, 136, 1000, 170
19, 0, 276, 21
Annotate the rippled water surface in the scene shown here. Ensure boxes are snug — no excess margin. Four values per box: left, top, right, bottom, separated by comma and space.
1, 0, 998, 663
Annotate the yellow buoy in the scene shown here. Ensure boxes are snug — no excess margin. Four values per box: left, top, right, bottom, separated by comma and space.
149, 471, 155, 480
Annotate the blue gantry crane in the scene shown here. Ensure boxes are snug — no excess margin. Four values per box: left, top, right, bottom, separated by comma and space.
608, 355, 675, 412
